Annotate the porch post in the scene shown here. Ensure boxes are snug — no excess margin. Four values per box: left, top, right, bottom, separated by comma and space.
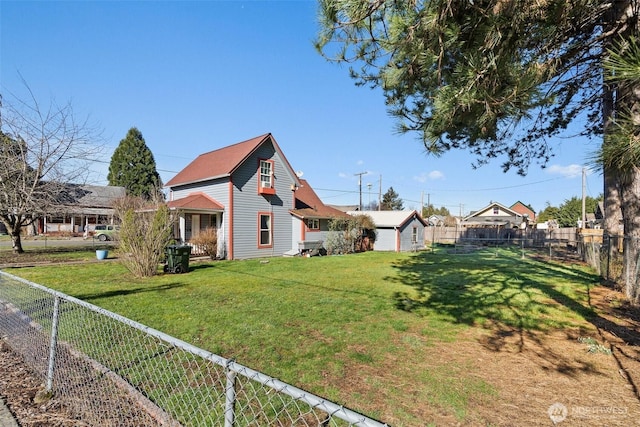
217, 213, 223, 259
179, 214, 186, 243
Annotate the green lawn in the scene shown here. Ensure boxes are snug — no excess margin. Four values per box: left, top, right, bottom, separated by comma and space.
5, 247, 601, 425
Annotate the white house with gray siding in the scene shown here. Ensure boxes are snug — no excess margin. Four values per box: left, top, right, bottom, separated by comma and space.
348, 210, 428, 252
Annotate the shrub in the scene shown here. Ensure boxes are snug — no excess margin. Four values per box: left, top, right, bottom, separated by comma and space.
325, 215, 376, 255
190, 228, 219, 259
115, 197, 174, 277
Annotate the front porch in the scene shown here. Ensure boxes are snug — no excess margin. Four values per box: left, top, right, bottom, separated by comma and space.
39, 209, 119, 237
167, 192, 226, 259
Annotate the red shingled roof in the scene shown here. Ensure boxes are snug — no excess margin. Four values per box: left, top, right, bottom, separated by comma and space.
291, 179, 350, 219
165, 133, 271, 187
167, 192, 224, 211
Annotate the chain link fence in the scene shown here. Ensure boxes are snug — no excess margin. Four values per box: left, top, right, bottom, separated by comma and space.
578, 233, 640, 287
425, 226, 581, 259
0, 271, 387, 427
425, 226, 637, 290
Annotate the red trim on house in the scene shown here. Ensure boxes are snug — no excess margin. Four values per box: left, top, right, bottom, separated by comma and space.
228, 180, 234, 260
257, 211, 273, 248
258, 159, 276, 195
300, 220, 306, 241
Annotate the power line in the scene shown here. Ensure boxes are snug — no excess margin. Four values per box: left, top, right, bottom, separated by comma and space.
422, 177, 564, 193
82, 158, 180, 174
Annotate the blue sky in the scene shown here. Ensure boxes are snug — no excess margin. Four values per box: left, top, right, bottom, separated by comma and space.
1, 0, 603, 216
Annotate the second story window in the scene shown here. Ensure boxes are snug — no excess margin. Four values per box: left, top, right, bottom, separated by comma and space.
259, 159, 275, 195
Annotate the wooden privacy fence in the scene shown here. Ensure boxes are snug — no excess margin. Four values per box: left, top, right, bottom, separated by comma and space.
424, 226, 579, 248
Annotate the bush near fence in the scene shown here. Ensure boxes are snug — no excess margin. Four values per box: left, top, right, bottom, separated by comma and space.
0, 271, 387, 427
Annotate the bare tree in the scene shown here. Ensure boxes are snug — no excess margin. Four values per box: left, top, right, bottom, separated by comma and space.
0, 82, 98, 253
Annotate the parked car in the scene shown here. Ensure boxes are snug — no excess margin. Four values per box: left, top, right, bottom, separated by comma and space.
94, 225, 120, 241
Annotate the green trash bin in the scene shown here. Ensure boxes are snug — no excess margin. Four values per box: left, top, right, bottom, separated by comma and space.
164, 245, 191, 273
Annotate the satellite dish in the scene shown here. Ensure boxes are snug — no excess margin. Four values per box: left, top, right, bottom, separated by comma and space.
296, 171, 304, 178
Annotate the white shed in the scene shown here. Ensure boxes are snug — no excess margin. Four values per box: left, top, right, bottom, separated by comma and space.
348, 210, 428, 252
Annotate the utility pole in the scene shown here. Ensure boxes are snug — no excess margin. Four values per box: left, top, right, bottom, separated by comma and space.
422, 192, 430, 216
355, 171, 367, 210
378, 174, 382, 211
581, 167, 586, 229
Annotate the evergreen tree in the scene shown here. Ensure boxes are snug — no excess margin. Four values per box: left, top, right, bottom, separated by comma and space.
108, 128, 162, 199
539, 196, 603, 227
556, 196, 601, 228
381, 187, 403, 210
422, 204, 450, 218
536, 203, 561, 224
316, 0, 640, 303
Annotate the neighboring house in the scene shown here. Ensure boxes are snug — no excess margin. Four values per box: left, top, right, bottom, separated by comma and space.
38, 184, 126, 235
596, 201, 605, 222
428, 214, 445, 227
510, 201, 536, 223
462, 202, 525, 229
593, 201, 623, 232
590, 201, 605, 229
165, 133, 345, 260
348, 210, 427, 252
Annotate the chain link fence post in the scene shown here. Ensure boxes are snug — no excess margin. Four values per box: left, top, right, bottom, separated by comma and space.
46, 295, 61, 393
224, 360, 237, 427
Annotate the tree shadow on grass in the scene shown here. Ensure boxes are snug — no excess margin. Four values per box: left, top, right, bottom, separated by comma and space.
189, 262, 217, 271
74, 282, 186, 302
388, 248, 640, 379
